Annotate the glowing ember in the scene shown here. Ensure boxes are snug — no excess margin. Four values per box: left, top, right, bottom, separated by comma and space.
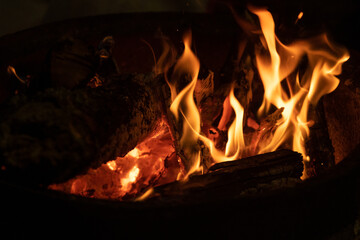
106, 161, 117, 171
295, 12, 304, 24
120, 165, 140, 193
50, 120, 179, 200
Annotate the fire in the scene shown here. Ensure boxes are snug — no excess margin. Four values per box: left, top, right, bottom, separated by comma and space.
250, 7, 349, 161
49, 120, 179, 199
167, 31, 202, 177
50, 7, 349, 201
164, 7, 349, 178
224, 87, 246, 159
120, 165, 140, 193
106, 160, 117, 171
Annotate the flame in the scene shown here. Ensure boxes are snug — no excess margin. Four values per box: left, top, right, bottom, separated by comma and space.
7, 66, 26, 84
249, 7, 349, 163
167, 31, 202, 176
166, 8, 348, 179
166, 32, 246, 173
224, 87, 246, 158
50, 8, 349, 201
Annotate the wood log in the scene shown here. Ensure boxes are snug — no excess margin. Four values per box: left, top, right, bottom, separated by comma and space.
305, 100, 335, 177
0, 73, 162, 185
145, 149, 303, 203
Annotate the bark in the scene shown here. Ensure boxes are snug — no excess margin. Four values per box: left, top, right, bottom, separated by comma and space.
0, 73, 162, 185
146, 149, 303, 203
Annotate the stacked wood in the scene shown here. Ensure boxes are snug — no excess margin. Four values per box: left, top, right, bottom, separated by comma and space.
146, 149, 303, 203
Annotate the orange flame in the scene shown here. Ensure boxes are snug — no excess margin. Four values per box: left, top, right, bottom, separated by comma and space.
224, 87, 246, 159
167, 8, 349, 179
167, 32, 202, 177
249, 7, 349, 163
167, 33, 246, 174
7, 66, 26, 84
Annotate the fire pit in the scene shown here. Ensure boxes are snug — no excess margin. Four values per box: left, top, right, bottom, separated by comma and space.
0, 6, 359, 239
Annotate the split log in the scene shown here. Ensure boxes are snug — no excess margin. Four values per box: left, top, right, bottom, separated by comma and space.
146, 149, 303, 203
0, 73, 162, 185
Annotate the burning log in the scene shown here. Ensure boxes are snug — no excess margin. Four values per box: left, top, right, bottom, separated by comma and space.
0, 73, 162, 185
146, 149, 303, 203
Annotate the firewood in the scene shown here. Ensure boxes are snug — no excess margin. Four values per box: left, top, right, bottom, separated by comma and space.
305, 100, 335, 177
145, 149, 303, 203
0, 73, 162, 185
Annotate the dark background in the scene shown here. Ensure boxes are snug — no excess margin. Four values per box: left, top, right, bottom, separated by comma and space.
1, 0, 359, 49
0, 0, 208, 37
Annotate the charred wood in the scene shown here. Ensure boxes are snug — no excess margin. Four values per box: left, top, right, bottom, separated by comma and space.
0, 74, 162, 185
146, 149, 303, 203
305, 100, 335, 177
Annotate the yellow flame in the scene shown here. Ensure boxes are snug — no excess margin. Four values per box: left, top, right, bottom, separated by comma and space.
253, 8, 283, 117
198, 86, 246, 163
165, 8, 348, 180
167, 33, 248, 173
249, 7, 349, 162
224, 87, 246, 159
172, 85, 246, 164
167, 32, 202, 177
